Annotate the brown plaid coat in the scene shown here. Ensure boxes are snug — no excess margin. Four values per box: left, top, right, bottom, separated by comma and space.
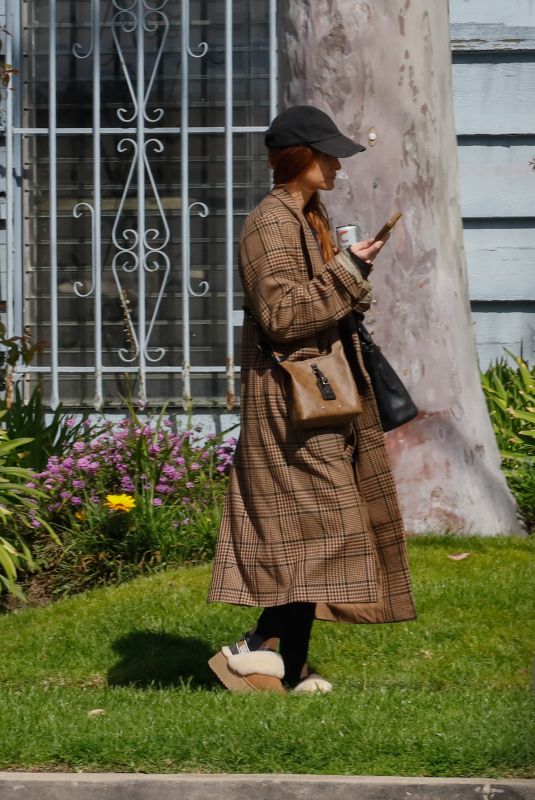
208, 187, 416, 625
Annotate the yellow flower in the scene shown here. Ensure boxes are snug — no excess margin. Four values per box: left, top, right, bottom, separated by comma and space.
104, 493, 136, 512
74, 511, 85, 521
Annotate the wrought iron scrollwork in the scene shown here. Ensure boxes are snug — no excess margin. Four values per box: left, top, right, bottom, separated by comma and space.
112, 1, 139, 124
72, 0, 213, 377
187, 202, 210, 297
72, 203, 96, 298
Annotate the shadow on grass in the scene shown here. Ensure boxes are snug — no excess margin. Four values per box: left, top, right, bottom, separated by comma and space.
107, 631, 217, 689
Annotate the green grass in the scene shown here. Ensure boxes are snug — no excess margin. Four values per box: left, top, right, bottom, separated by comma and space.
1, 535, 534, 776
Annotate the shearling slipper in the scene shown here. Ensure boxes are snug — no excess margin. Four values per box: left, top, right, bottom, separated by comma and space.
208, 646, 286, 693
292, 673, 333, 694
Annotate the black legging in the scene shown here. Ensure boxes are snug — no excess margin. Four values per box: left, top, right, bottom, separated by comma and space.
251, 602, 316, 687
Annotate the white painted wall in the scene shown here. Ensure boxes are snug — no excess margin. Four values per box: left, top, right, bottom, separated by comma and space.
450, 0, 535, 369
450, 0, 535, 27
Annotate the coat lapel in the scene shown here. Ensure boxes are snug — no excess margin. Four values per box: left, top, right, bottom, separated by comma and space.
269, 187, 325, 276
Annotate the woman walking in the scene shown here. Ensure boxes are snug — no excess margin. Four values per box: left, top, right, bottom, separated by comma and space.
208, 105, 416, 693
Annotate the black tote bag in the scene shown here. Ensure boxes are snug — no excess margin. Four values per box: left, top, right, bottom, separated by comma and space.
355, 318, 418, 432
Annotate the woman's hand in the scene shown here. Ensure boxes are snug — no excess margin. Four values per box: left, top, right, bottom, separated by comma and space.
349, 237, 388, 265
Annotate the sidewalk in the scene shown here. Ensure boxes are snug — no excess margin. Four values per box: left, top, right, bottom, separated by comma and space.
0, 773, 534, 800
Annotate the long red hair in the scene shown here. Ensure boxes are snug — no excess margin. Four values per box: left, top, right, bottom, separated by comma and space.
268, 146, 336, 262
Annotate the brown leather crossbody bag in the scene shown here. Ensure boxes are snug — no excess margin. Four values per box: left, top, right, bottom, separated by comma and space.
274, 337, 362, 428
244, 224, 361, 428
244, 308, 362, 429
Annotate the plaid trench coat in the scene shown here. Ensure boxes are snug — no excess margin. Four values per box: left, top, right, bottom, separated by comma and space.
208, 186, 416, 625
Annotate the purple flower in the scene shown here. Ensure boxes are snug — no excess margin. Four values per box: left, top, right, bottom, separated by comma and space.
152, 498, 163, 506
121, 476, 135, 492
70, 496, 82, 506
185, 481, 194, 489
190, 462, 201, 471
73, 441, 86, 452
65, 417, 76, 428
72, 479, 85, 489
45, 462, 62, 476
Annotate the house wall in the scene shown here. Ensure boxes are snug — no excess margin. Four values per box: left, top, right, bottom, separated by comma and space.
450, 0, 535, 367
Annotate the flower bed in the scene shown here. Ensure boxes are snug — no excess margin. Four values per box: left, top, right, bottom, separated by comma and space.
21, 414, 237, 598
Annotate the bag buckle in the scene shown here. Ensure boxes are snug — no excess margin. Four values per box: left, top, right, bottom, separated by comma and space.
311, 364, 336, 400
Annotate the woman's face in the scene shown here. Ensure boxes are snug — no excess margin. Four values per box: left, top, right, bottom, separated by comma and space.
299, 152, 341, 192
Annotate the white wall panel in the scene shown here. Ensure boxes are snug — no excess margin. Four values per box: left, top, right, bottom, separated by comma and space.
450, 0, 535, 27
452, 62, 535, 134
451, 24, 535, 51
471, 307, 535, 368
464, 225, 535, 301
458, 144, 535, 218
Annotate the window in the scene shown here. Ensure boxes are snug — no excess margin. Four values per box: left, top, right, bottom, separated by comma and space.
2, 0, 276, 409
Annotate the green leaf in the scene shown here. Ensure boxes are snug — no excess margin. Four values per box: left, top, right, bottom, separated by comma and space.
509, 409, 535, 424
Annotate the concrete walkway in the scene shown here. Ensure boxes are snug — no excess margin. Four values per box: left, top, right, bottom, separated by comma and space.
0, 773, 534, 800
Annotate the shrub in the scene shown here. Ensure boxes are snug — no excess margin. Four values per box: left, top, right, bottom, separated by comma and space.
0, 412, 56, 600
0, 323, 97, 473
481, 352, 535, 533
2, 384, 97, 472
24, 409, 237, 597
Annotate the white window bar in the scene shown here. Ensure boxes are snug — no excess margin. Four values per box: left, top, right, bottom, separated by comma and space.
269, 0, 277, 121
92, 0, 103, 411
136, 0, 147, 407
49, 0, 60, 409
180, 0, 210, 411
225, 0, 234, 410
72, 0, 104, 410
4, 0, 14, 339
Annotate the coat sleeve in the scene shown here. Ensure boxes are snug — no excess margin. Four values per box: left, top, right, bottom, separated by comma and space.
240, 213, 372, 344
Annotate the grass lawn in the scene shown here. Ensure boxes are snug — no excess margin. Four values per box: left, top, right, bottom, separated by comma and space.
1, 535, 534, 777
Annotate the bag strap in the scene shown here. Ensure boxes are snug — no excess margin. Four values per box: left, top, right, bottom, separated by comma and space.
352, 311, 375, 352
243, 305, 288, 363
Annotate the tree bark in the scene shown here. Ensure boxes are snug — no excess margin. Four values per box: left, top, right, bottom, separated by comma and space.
278, 0, 522, 534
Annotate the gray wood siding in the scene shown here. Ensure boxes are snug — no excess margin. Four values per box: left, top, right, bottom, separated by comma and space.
450, 0, 535, 368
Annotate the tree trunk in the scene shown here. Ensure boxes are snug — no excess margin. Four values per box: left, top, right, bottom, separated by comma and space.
278, 0, 522, 534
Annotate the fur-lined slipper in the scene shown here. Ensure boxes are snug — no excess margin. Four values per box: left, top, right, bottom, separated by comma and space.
292, 673, 333, 694
209, 646, 286, 693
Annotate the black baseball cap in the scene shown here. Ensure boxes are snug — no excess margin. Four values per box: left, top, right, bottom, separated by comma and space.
265, 105, 366, 158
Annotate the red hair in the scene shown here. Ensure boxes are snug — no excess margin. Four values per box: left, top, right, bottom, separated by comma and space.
268, 146, 336, 262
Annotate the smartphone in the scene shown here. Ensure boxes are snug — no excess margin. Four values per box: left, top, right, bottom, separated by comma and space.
373, 211, 402, 241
